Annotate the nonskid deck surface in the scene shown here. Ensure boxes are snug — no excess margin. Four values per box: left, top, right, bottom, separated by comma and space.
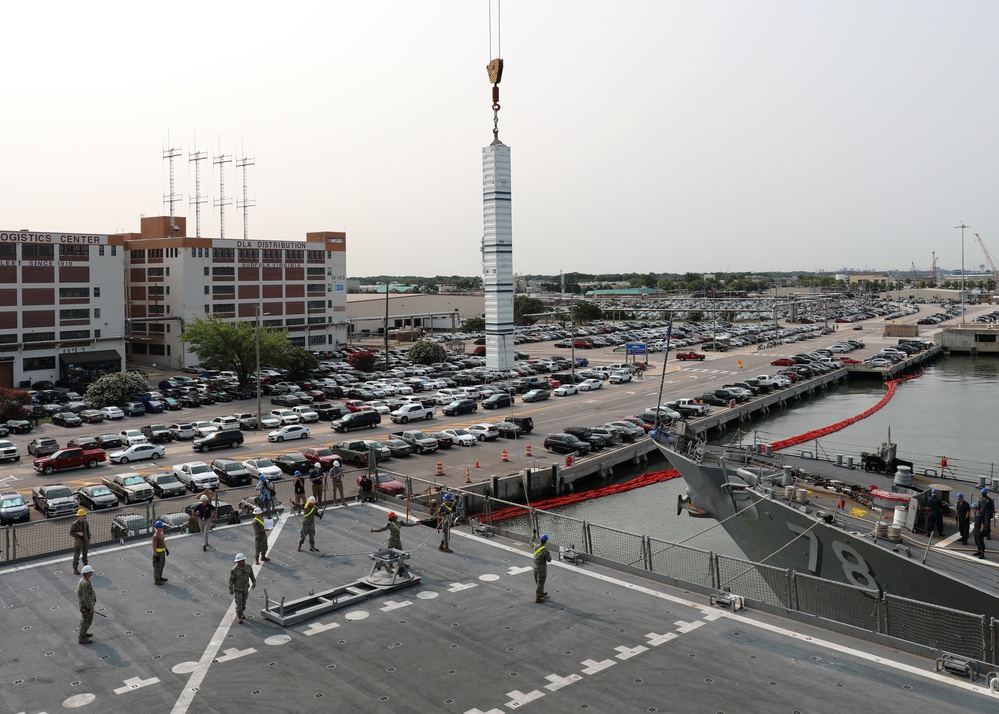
0, 503, 994, 713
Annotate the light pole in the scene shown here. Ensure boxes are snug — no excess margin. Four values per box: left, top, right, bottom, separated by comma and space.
255, 304, 262, 429
956, 222, 970, 324
383, 282, 390, 370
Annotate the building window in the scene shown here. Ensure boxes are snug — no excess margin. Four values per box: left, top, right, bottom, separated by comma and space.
95, 329, 101, 338
98, 246, 105, 256
148, 305, 165, 316
60, 330, 90, 340
94, 308, 100, 318
211, 303, 235, 314
94, 287, 101, 297
307, 300, 325, 310
23, 332, 56, 343
59, 287, 90, 299
192, 248, 197, 258
0, 334, 16, 344
148, 267, 165, 277
149, 323, 166, 333
0, 244, 15, 256
40, 245, 53, 257
204, 304, 209, 313
212, 285, 235, 295
212, 266, 235, 276
111, 246, 117, 257
59, 309, 90, 320
23, 244, 36, 257
23, 356, 56, 371
204, 286, 209, 294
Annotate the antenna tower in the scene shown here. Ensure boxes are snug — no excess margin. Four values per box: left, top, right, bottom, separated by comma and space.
214, 149, 233, 240
189, 148, 209, 237
237, 154, 255, 242
162, 144, 182, 233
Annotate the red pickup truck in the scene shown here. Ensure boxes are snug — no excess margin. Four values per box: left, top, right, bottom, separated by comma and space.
33, 447, 107, 475
675, 351, 706, 361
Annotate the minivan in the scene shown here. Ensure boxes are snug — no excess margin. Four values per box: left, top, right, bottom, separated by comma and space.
192, 429, 245, 453
331, 410, 381, 433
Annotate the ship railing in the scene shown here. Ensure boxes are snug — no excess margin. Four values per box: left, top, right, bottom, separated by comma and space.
3, 475, 997, 666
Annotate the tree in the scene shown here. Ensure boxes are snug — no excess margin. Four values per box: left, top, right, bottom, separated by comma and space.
686, 310, 705, 322
179, 315, 290, 385
283, 346, 319, 381
84, 372, 151, 409
348, 350, 377, 372
571, 301, 602, 324
408, 340, 447, 365
0, 387, 32, 422
462, 316, 485, 331
514, 296, 545, 325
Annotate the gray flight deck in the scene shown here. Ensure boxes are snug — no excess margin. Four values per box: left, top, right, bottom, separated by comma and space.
0, 502, 995, 713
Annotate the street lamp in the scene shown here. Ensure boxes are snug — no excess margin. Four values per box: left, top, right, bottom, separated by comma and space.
956, 222, 970, 324
382, 282, 391, 370
255, 304, 262, 430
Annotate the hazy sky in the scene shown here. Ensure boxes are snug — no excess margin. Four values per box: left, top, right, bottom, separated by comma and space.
5, 1, 999, 278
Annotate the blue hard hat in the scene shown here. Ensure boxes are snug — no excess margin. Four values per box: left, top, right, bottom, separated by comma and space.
259, 474, 266, 480
931, 489, 937, 494
294, 471, 302, 476
443, 493, 454, 502
957, 493, 964, 499
540, 534, 549, 543
154, 520, 165, 528
983, 488, 989, 494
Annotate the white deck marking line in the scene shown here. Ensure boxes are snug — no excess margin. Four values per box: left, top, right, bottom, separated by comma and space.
169, 512, 289, 714
469, 532, 994, 697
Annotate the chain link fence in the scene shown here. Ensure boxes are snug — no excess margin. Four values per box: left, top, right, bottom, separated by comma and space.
884, 594, 988, 661
793, 572, 881, 632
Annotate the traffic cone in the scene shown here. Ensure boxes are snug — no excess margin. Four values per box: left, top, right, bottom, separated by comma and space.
435, 461, 444, 476
501, 450, 509, 462
525, 444, 533, 457
465, 467, 471, 484
475, 460, 480, 468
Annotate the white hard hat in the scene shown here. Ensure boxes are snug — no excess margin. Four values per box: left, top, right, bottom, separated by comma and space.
252, 507, 263, 515
332, 460, 341, 467
308, 496, 317, 503
234, 553, 246, 562
199, 494, 209, 501
81, 565, 94, 574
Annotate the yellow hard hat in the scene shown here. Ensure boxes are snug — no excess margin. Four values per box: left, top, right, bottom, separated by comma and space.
77, 509, 87, 517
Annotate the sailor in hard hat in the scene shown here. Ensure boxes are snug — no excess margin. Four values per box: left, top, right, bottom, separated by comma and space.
256, 474, 276, 519
152, 520, 168, 585
955, 492, 971, 545
298, 496, 320, 553
371, 511, 416, 551
77, 565, 97, 644
252, 507, 271, 564
438, 493, 457, 553
228, 553, 256, 624
925, 488, 943, 537
328, 459, 346, 507
973, 502, 988, 559
531, 533, 552, 603
193, 493, 216, 552
70, 508, 91, 574
980, 488, 995, 540
292, 470, 307, 511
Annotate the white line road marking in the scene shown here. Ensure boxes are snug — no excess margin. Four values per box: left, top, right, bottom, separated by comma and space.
214, 647, 256, 663
169, 512, 290, 714
114, 675, 161, 695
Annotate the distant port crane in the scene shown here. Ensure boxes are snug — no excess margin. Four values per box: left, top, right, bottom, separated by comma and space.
974, 233, 999, 287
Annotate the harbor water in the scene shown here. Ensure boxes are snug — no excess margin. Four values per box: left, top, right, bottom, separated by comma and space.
553, 354, 999, 557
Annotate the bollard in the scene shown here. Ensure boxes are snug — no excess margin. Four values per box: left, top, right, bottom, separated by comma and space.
501, 450, 508, 462
525, 444, 533, 457
435, 462, 444, 476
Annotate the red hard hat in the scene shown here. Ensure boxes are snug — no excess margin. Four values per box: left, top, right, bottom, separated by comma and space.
387, 512, 396, 520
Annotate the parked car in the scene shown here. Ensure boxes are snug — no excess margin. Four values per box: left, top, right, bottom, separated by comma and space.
169, 423, 197, 440
211, 458, 253, 487
442, 399, 478, 416
553, 384, 578, 397
0, 440, 21, 463
382, 438, 415, 458
78, 409, 106, 424
31, 483, 79, 518
268, 424, 311, 442
67, 436, 100, 450
28, 437, 61, 457
0, 491, 30, 524
99, 406, 125, 420
122, 401, 147, 417
466, 423, 500, 442
440, 428, 478, 447
6, 419, 33, 434
243, 457, 283, 480
192, 429, 245, 452
52, 412, 83, 427
172, 461, 219, 491
578, 379, 603, 392
76, 483, 119, 510
542, 433, 592, 455
522, 389, 551, 403
143, 472, 188, 498
482, 393, 515, 409
110, 443, 165, 464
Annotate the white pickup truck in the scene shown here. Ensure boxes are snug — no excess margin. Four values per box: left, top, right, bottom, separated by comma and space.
672, 398, 711, 416
389, 403, 436, 424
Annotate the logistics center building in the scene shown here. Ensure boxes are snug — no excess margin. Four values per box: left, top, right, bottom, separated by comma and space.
0, 216, 348, 389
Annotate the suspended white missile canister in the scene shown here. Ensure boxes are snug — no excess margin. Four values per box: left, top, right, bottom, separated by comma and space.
482, 137, 515, 371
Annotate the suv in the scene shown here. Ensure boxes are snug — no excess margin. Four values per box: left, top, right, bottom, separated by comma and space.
28, 437, 61, 457
505, 415, 534, 434
211, 458, 253, 486
0, 439, 21, 463
142, 424, 174, 443
442, 399, 478, 416
563, 426, 607, 451
192, 429, 245, 453
543, 433, 592, 456
211, 416, 240, 432
331, 410, 381, 432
